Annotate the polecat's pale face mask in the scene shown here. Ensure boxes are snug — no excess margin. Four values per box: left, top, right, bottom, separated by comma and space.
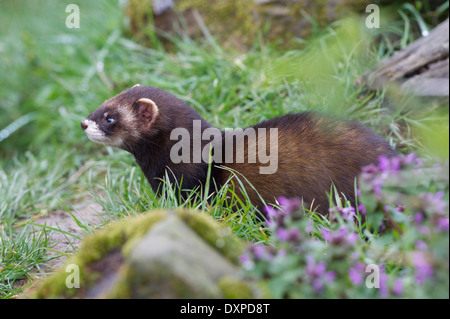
81, 84, 159, 150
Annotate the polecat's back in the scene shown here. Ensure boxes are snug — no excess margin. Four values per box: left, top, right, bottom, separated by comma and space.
215, 112, 396, 213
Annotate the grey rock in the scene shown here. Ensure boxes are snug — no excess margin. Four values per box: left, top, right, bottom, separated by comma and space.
126, 213, 238, 298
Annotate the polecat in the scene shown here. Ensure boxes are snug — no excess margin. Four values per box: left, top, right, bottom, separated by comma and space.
81, 85, 396, 214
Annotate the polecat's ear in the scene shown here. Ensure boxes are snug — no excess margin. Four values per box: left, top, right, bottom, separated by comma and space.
136, 98, 159, 128
132, 83, 140, 88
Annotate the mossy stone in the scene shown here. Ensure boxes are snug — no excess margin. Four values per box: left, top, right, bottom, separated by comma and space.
32, 209, 254, 298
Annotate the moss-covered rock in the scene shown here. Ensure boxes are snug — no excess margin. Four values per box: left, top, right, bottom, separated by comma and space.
32, 209, 262, 299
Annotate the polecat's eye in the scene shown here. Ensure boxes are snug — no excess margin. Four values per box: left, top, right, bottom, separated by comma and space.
106, 117, 115, 124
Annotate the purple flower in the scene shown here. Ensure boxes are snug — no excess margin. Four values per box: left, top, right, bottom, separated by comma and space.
390, 156, 401, 172
321, 226, 358, 246
287, 228, 301, 242
315, 261, 327, 276
411, 251, 433, 284
393, 278, 403, 297
341, 206, 356, 220
305, 256, 326, 277
354, 261, 366, 272
414, 213, 423, 225
358, 204, 367, 216
373, 186, 382, 197
348, 262, 365, 286
304, 256, 334, 294
436, 218, 449, 232
414, 240, 428, 251
349, 267, 363, 285
338, 225, 348, 236
313, 278, 324, 294
263, 205, 277, 219
372, 178, 384, 198
378, 156, 391, 171
276, 228, 289, 242
324, 271, 336, 282
321, 228, 331, 241
347, 233, 358, 245
328, 208, 337, 221
277, 196, 290, 208
239, 253, 251, 264
311, 270, 335, 294
361, 163, 378, 175
379, 273, 389, 298
278, 197, 302, 215
395, 205, 405, 213
420, 191, 447, 216
404, 153, 418, 166
252, 244, 267, 260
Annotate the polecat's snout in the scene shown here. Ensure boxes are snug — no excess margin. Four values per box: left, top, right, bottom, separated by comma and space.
81, 121, 87, 131
81, 117, 123, 147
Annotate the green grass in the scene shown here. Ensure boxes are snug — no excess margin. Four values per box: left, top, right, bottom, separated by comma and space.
0, 1, 448, 298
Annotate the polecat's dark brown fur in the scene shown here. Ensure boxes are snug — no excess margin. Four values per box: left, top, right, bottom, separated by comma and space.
81, 85, 213, 194
82, 85, 396, 214
215, 113, 397, 213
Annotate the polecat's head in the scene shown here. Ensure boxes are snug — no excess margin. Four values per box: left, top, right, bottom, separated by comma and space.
81, 84, 161, 150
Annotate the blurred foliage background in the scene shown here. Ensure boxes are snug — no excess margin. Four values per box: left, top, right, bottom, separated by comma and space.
0, 0, 448, 157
